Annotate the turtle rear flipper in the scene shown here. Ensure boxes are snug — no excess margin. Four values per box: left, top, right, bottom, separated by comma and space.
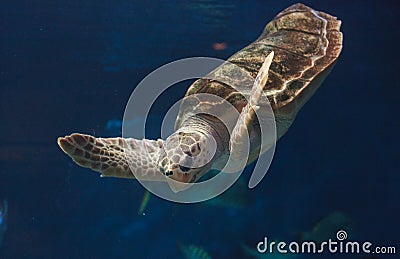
58, 133, 166, 181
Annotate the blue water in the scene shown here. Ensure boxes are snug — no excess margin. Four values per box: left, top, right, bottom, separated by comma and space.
0, 0, 399, 258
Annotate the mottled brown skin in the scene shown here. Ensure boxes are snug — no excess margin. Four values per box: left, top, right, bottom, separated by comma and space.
178, 3, 343, 139
58, 4, 343, 184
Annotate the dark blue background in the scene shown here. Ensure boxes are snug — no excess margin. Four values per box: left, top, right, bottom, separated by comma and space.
0, 0, 399, 258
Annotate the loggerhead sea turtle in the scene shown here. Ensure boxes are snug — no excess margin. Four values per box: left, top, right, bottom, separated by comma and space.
58, 3, 343, 191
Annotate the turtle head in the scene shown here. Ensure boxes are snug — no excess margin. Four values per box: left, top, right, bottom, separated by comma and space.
158, 129, 217, 186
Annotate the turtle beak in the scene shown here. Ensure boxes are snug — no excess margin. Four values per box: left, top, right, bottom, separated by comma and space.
166, 178, 194, 193
166, 173, 194, 193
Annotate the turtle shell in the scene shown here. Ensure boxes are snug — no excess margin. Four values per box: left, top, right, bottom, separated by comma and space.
176, 3, 342, 130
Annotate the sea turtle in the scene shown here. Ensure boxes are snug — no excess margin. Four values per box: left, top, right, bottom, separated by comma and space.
58, 4, 342, 191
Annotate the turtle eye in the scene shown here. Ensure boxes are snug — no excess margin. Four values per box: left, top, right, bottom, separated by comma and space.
179, 165, 191, 172
183, 150, 193, 157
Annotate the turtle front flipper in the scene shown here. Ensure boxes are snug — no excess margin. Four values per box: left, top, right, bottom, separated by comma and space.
229, 51, 274, 164
58, 133, 166, 181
